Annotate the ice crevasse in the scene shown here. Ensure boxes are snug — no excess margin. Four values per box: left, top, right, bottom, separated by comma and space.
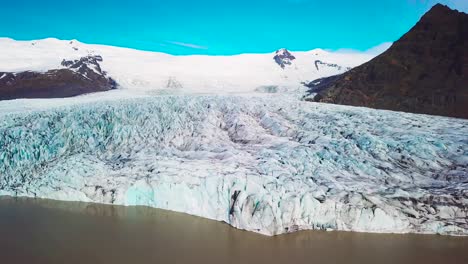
0, 95, 467, 236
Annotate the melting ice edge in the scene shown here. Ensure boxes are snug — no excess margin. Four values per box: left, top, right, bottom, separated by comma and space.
1, 95, 467, 236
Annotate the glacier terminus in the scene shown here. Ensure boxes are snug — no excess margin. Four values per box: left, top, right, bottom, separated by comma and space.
0, 94, 467, 236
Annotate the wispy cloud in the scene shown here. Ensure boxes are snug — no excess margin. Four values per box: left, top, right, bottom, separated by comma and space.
166, 41, 208, 50
333, 42, 393, 56
364, 42, 393, 55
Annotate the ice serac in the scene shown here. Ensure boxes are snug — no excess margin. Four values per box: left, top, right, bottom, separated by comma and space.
0, 95, 467, 236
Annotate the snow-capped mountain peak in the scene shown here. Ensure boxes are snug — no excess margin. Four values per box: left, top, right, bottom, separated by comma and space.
273, 48, 296, 69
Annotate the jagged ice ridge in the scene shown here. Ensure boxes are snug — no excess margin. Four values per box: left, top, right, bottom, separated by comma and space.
1, 95, 467, 236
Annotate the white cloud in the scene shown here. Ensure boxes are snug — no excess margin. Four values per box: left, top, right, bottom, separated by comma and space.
166, 41, 208, 50
364, 42, 393, 55
333, 42, 393, 56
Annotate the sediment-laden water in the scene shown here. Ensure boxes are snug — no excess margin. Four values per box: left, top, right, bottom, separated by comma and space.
0, 197, 467, 264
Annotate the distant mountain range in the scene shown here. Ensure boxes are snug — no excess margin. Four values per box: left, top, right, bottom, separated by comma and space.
0, 39, 373, 99
306, 4, 468, 118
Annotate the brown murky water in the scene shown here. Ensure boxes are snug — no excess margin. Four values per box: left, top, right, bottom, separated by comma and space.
0, 197, 467, 264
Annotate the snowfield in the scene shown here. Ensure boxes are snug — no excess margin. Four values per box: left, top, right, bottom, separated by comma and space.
1, 94, 467, 236
0, 38, 374, 94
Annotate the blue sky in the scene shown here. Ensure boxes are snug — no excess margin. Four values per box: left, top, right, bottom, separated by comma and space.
1, 0, 467, 55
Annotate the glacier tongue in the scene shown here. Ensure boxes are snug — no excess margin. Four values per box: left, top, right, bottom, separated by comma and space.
0, 95, 467, 236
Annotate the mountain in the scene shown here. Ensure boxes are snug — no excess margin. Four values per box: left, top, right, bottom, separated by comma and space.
273, 48, 296, 68
305, 4, 468, 119
0, 38, 375, 99
0, 55, 117, 100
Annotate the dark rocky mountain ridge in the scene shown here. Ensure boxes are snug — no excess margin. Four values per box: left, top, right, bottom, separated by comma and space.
0, 55, 117, 100
305, 4, 468, 119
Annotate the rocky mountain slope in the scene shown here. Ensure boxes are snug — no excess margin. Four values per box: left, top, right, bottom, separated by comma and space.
0, 55, 117, 100
306, 4, 468, 119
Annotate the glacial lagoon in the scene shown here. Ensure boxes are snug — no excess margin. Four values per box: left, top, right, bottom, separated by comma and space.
0, 197, 467, 264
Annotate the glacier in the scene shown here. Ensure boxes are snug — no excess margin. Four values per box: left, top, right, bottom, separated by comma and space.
0, 94, 467, 236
